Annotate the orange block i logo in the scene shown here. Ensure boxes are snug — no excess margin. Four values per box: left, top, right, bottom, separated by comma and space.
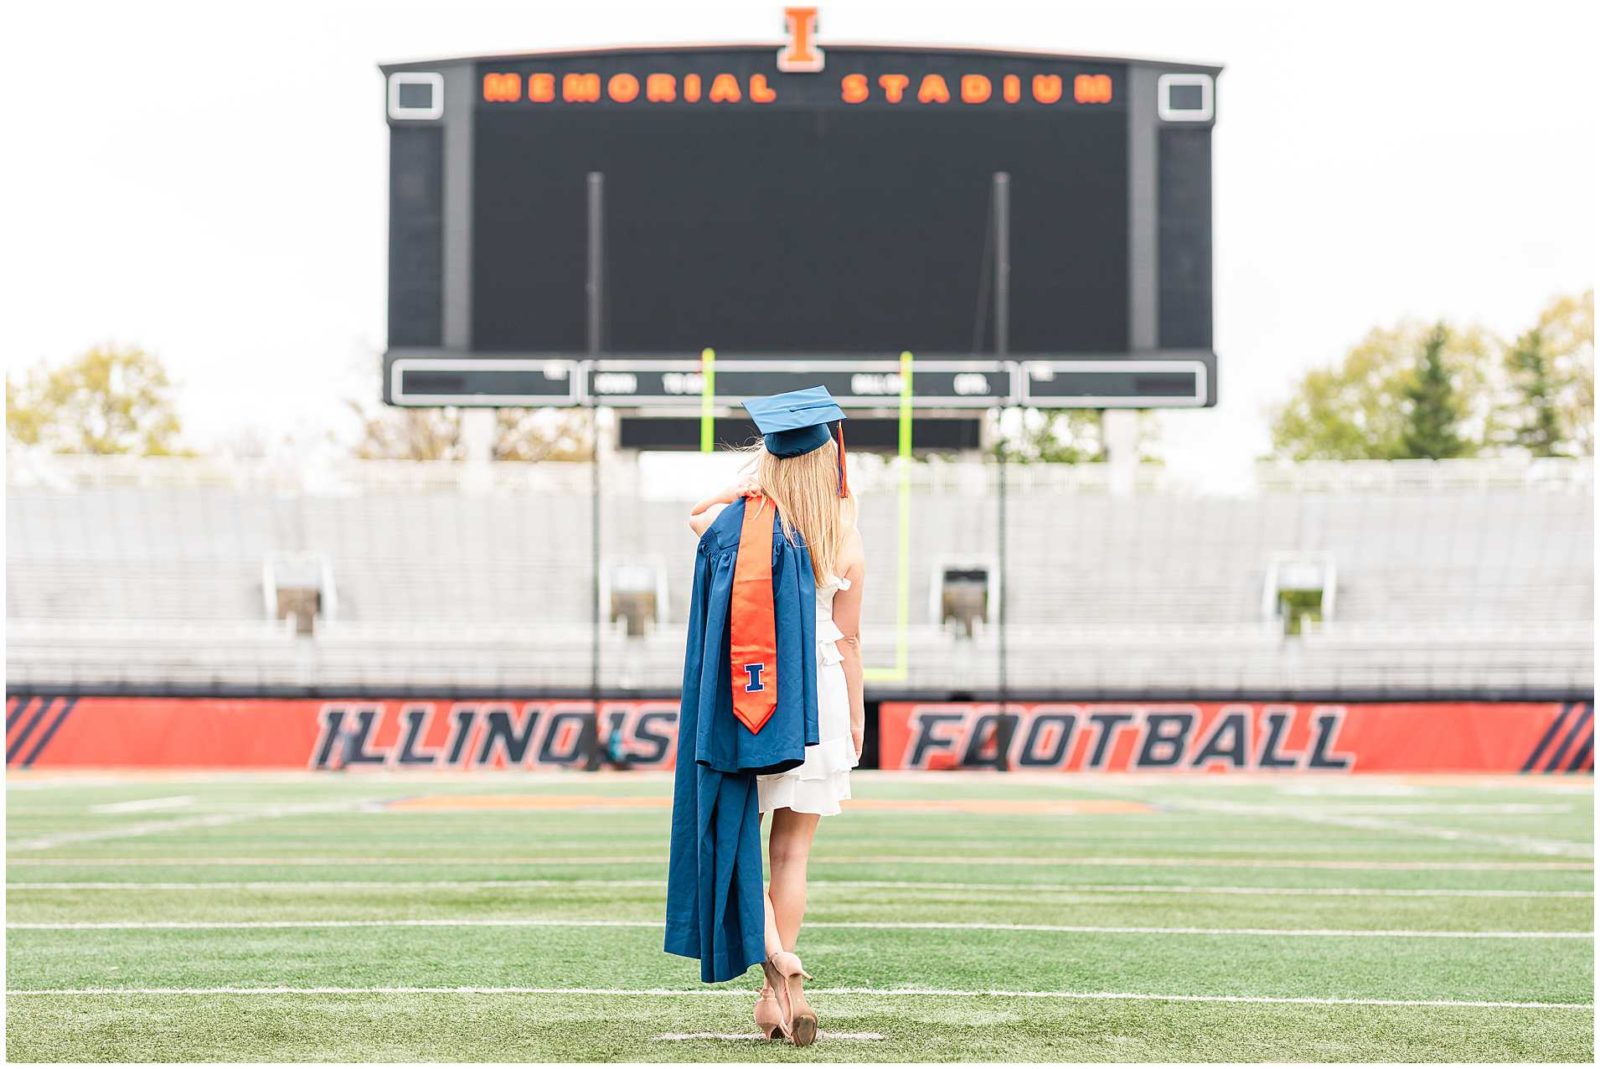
778, 7, 824, 73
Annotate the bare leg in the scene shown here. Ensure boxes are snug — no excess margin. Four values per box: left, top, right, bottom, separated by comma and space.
767, 807, 820, 951
752, 816, 784, 1038
758, 812, 777, 993
762, 882, 784, 960
766, 807, 821, 1044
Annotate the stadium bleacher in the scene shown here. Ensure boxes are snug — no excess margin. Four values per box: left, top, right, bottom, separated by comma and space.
6, 453, 1592, 697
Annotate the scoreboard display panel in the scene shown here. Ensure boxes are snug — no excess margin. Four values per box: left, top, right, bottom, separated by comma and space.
472, 51, 1128, 355
381, 43, 1219, 412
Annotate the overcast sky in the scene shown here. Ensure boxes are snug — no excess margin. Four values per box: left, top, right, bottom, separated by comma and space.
5, 0, 1594, 489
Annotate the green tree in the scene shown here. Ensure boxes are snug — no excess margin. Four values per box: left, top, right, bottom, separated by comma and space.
348, 401, 463, 461
6, 344, 188, 455
492, 408, 594, 462
347, 401, 594, 461
1502, 290, 1593, 457
1269, 319, 1496, 460
1399, 323, 1471, 459
996, 409, 1104, 463
994, 409, 1160, 464
1506, 327, 1563, 456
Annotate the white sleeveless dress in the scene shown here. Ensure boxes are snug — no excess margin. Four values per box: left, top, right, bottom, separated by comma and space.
757, 573, 858, 816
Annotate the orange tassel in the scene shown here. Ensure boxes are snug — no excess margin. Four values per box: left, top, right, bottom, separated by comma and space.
836, 423, 849, 498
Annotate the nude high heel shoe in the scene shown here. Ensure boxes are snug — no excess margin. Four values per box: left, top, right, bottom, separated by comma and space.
754, 987, 785, 1041
762, 950, 817, 1047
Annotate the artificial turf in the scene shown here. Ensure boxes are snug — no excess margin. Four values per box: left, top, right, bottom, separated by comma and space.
4, 771, 1593, 1061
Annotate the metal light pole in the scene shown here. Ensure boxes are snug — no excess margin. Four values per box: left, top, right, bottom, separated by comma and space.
585, 172, 604, 771
993, 171, 1014, 771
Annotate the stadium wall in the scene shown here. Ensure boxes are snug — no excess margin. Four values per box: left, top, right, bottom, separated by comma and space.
6, 694, 1591, 774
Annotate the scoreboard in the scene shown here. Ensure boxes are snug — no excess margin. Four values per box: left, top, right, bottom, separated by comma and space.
381, 39, 1219, 421
387, 356, 1207, 410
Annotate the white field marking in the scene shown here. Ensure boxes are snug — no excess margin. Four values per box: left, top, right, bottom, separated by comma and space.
9, 918, 1590, 939
3, 985, 1590, 1011
2, 769, 681, 787
6, 855, 1592, 871
859, 769, 1559, 789
816, 881, 1596, 900
1170, 798, 1595, 860
810, 921, 1594, 939
655, 1031, 884, 1041
1276, 782, 1427, 797
1278, 803, 1574, 815
8, 803, 367, 852
4, 856, 652, 867
2, 880, 677, 891
87, 796, 195, 815
819, 856, 1594, 871
7, 879, 1592, 900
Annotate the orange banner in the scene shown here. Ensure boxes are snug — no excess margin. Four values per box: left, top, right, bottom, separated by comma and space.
877, 701, 1593, 774
4, 697, 680, 771
7, 696, 1592, 774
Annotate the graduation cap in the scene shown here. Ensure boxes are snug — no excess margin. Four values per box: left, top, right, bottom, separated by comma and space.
742, 385, 849, 496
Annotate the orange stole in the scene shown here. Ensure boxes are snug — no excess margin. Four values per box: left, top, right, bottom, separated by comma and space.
729, 494, 779, 734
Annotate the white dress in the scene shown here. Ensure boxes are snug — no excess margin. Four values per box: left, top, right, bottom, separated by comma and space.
757, 573, 858, 816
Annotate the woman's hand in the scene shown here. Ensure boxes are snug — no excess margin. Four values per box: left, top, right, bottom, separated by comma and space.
851, 725, 864, 761
689, 475, 760, 536
712, 476, 758, 505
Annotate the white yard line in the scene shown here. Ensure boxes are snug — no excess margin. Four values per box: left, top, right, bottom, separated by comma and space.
2, 770, 680, 787
1278, 803, 1574, 815
8, 803, 366, 852
1170, 799, 1594, 860
1, 880, 677, 891
7, 879, 1591, 899
5, 856, 650, 866
8, 918, 1589, 938
824, 881, 1594, 899
656, 1031, 883, 1041
88, 796, 195, 815
811, 921, 1593, 939
6, 855, 1591, 871
3, 985, 1589, 1011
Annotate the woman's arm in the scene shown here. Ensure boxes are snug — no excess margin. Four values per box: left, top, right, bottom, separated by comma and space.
831, 530, 868, 760
688, 477, 755, 537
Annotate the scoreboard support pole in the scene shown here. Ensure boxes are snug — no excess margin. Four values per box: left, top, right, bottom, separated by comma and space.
585, 171, 604, 771
993, 172, 1014, 768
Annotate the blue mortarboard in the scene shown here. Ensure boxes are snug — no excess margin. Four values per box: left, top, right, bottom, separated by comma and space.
742, 386, 850, 495
742, 386, 845, 458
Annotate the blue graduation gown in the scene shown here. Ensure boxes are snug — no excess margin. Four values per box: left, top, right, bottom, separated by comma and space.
664, 498, 820, 982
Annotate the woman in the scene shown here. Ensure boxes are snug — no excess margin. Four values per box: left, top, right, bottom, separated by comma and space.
687, 404, 866, 1046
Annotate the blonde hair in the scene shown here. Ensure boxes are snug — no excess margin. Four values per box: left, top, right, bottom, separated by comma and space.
742, 439, 854, 584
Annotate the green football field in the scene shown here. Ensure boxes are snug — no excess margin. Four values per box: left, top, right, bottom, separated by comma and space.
4, 770, 1594, 1062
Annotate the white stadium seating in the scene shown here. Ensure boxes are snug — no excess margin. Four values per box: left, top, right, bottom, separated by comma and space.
6, 454, 1592, 696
